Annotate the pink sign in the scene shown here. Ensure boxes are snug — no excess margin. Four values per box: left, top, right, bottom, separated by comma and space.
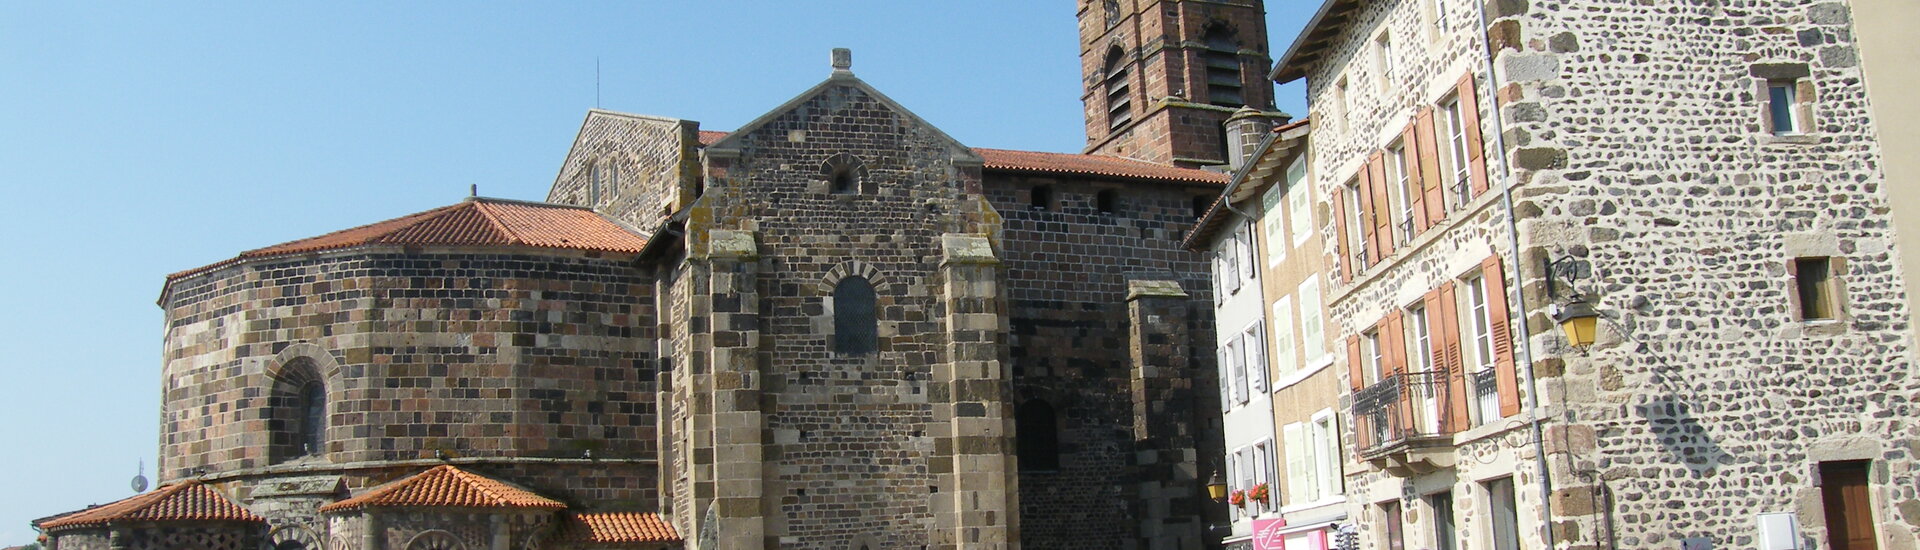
1252, 518, 1288, 550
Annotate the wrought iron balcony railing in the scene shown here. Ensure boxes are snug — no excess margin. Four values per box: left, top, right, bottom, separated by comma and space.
1352, 371, 1458, 457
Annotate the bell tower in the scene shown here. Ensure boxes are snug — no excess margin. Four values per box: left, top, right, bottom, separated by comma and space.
1079, 0, 1282, 168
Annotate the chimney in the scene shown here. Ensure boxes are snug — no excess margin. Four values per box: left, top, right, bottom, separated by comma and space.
1225, 107, 1283, 171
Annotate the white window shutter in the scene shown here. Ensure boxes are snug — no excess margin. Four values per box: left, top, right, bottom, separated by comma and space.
1240, 223, 1258, 280
1318, 416, 1343, 498
1247, 321, 1268, 394
1284, 423, 1308, 503
1232, 338, 1249, 404
1219, 347, 1233, 412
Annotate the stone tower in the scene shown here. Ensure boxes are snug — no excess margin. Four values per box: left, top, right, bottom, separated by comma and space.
1079, 0, 1279, 167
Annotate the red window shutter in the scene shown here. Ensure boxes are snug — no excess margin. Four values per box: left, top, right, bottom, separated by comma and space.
1401, 125, 1427, 233
1347, 335, 1365, 392
1483, 255, 1521, 417
1415, 108, 1445, 230
1356, 164, 1379, 268
1331, 186, 1352, 282
1368, 152, 1393, 258
1457, 74, 1490, 197
1436, 282, 1471, 432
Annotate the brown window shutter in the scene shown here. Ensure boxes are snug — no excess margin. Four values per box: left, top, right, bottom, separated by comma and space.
1331, 186, 1352, 282
1457, 74, 1490, 196
1482, 255, 1521, 417
1383, 311, 1406, 377
1356, 165, 1379, 267
1368, 152, 1393, 258
1415, 108, 1446, 229
1347, 335, 1365, 392
1436, 282, 1470, 432
1401, 125, 1427, 233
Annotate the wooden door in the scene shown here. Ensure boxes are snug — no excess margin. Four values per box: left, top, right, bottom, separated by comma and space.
1822, 461, 1878, 550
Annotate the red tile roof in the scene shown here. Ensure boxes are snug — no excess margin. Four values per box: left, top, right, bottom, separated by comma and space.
553, 512, 681, 544
37, 481, 264, 531
319, 465, 565, 512
169, 197, 649, 281
973, 148, 1229, 184
689, 131, 1225, 184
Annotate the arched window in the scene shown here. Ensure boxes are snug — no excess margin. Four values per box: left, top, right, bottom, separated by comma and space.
1202, 26, 1244, 107
834, 276, 878, 355
1017, 400, 1060, 471
1104, 47, 1132, 130
823, 153, 870, 195
269, 360, 326, 462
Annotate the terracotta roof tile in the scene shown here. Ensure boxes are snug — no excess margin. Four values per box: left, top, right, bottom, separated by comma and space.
973, 148, 1229, 184
553, 512, 681, 544
38, 481, 264, 531
319, 465, 565, 513
169, 197, 649, 281
688, 131, 1223, 184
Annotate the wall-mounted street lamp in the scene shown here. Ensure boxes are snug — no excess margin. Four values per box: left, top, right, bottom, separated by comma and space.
1545, 255, 1601, 348
1206, 467, 1229, 502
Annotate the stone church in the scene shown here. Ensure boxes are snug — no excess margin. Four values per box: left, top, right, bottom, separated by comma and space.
32, 1, 1289, 549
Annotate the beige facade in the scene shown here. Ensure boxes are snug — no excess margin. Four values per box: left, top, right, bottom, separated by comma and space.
1853, 0, 1920, 353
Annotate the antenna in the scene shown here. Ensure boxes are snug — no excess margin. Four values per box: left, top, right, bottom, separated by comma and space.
595, 57, 602, 108
130, 459, 148, 493
470, 184, 478, 198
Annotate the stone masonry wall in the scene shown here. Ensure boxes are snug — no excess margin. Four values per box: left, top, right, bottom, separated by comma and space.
548, 110, 700, 232
159, 249, 660, 508
984, 172, 1224, 548
687, 78, 995, 548
1494, 1, 1920, 548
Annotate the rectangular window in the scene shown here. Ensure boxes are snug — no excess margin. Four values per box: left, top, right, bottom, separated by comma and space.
1391, 141, 1415, 244
1443, 96, 1472, 204
1431, 492, 1458, 550
1227, 451, 1243, 519
1221, 239, 1241, 294
1254, 439, 1276, 514
1272, 297, 1297, 380
1336, 78, 1352, 134
1237, 446, 1256, 517
1769, 80, 1800, 135
1797, 257, 1836, 320
1244, 321, 1268, 395
1375, 33, 1395, 93
1238, 223, 1258, 281
1288, 156, 1313, 247
1428, 0, 1448, 38
1263, 185, 1287, 266
1312, 411, 1342, 499
1466, 274, 1495, 372
1284, 422, 1309, 503
1345, 179, 1367, 269
1380, 500, 1406, 550
1486, 477, 1521, 550
1408, 305, 1433, 372
1364, 330, 1384, 385
1299, 279, 1326, 365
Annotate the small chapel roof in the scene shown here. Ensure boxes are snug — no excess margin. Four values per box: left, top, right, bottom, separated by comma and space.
36, 481, 265, 531
552, 512, 682, 544
319, 465, 566, 512
167, 197, 650, 282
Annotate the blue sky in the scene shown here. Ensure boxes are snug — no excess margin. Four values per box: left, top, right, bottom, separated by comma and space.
0, 2, 1314, 541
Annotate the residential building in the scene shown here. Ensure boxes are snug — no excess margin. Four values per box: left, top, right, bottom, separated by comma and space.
1190, 112, 1347, 550
1276, 1, 1918, 549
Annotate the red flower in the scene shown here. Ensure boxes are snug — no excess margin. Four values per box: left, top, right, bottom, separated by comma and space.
1230, 489, 1247, 507
1250, 482, 1270, 504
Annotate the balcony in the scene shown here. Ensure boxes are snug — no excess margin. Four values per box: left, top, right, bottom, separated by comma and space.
1352, 371, 1458, 475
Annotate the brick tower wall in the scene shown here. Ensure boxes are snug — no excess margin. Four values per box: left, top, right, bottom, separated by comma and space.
1080, 0, 1274, 167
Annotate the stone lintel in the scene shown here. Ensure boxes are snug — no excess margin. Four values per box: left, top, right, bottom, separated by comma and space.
1127, 279, 1189, 301
706, 229, 758, 260
941, 234, 999, 265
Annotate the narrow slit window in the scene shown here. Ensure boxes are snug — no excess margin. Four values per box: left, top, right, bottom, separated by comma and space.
1796, 257, 1836, 320
1096, 189, 1119, 215
1031, 185, 1054, 211
1104, 47, 1132, 130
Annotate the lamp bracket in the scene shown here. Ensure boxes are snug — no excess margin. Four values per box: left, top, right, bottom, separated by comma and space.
1544, 255, 1591, 298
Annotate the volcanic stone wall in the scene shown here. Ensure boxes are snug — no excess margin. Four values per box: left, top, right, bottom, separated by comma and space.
158, 249, 660, 507
983, 172, 1224, 549
1494, 0, 1920, 547
686, 80, 993, 548
548, 111, 701, 232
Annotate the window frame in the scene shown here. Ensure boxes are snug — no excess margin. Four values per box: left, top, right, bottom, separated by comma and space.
1441, 95, 1471, 204
1767, 79, 1801, 135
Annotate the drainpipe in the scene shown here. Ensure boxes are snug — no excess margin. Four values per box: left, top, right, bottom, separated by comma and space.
1471, 1, 1558, 549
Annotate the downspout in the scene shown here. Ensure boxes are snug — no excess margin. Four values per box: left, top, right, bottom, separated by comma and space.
1470, 1, 1557, 549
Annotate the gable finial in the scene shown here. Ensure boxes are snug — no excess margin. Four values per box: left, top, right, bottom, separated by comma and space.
832, 48, 852, 74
